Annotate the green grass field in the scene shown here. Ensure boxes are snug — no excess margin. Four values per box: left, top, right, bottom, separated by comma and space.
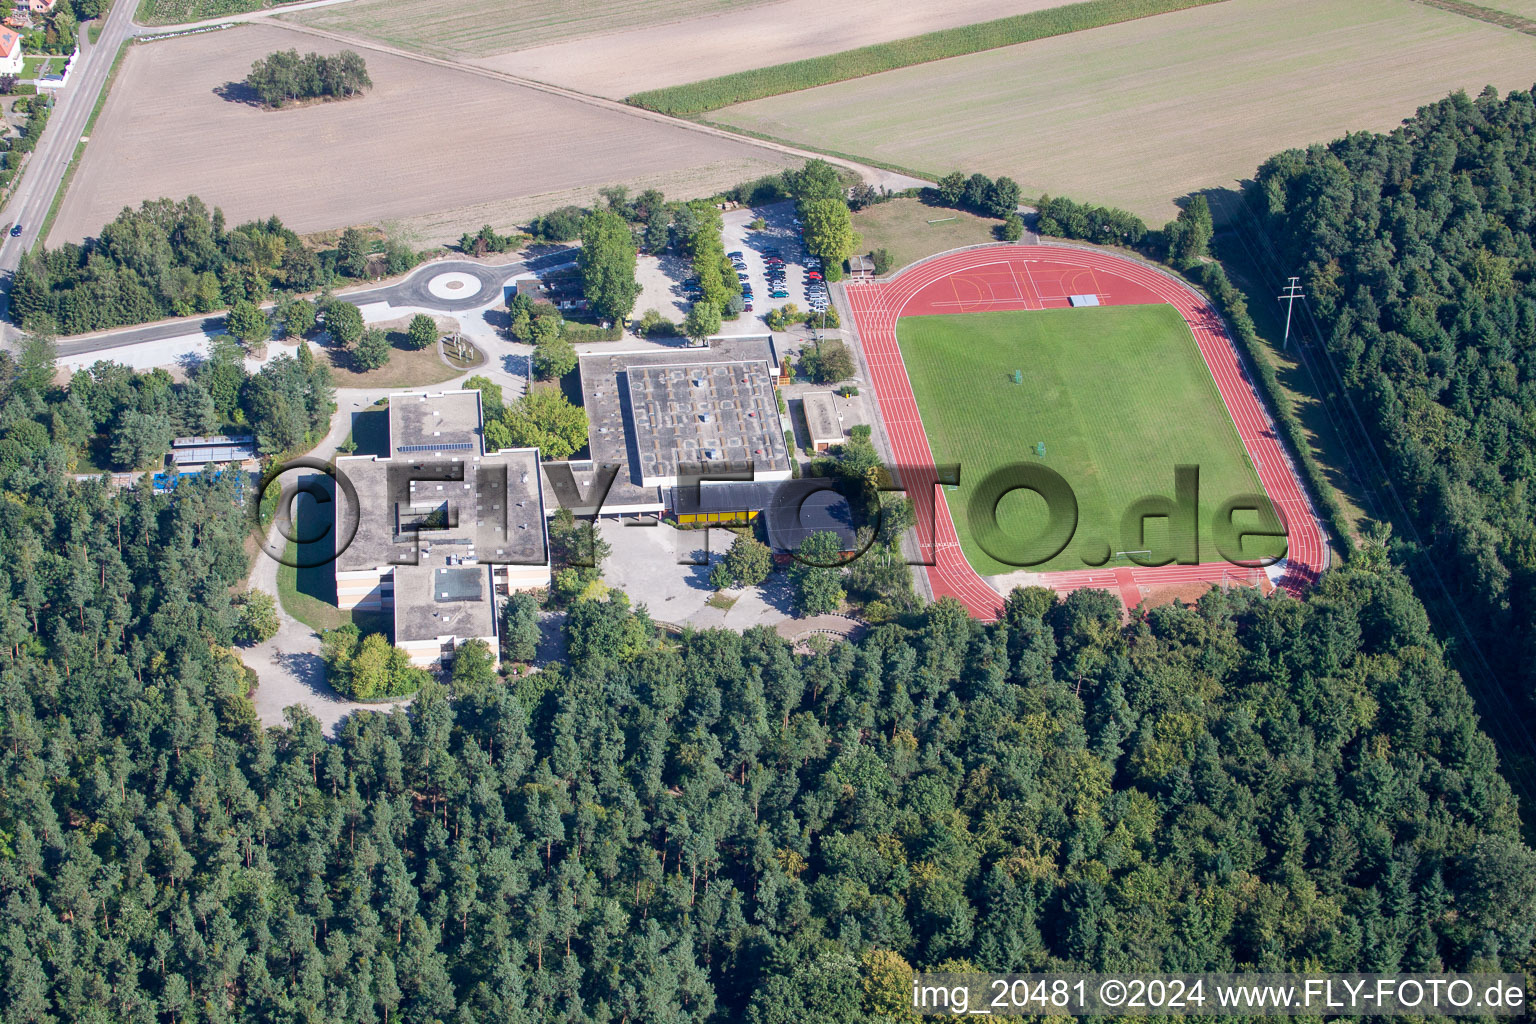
899, 305, 1275, 574
852, 198, 1002, 273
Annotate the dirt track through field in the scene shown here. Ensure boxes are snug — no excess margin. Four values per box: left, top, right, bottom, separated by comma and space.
49, 23, 801, 246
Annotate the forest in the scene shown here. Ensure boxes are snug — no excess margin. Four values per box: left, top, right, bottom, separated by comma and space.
10, 197, 418, 336
0, 323, 1532, 1020
1253, 86, 1536, 698
0, 333, 333, 474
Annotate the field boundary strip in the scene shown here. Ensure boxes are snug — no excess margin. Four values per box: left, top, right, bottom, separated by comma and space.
1406, 0, 1536, 34
625, 0, 1230, 115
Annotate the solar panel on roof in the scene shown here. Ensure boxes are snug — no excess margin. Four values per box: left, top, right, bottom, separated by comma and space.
398, 442, 473, 453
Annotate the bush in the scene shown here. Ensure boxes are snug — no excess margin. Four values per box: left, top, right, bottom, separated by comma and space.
801, 338, 855, 384
636, 308, 680, 338
750, 217, 766, 230
405, 313, 438, 350
459, 223, 525, 256
870, 248, 892, 275
1036, 193, 1147, 246
232, 590, 279, 644
562, 320, 623, 343
528, 205, 588, 241
998, 214, 1024, 241
532, 336, 577, 380
352, 327, 391, 371
850, 424, 872, 443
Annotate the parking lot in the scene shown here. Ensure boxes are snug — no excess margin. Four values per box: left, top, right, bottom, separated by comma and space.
719, 200, 827, 335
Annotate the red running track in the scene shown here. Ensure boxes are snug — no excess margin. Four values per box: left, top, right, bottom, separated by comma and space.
844, 243, 1326, 620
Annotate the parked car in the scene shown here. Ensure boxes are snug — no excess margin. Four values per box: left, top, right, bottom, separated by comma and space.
727, 251, 743, 258
743, 303, 754, 312
807, 271, 823, 280
770, 290, 789, 298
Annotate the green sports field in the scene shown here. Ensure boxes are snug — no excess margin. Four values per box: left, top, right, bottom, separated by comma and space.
898, 304, 1277, 574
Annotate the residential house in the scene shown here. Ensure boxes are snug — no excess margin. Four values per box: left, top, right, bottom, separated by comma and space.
0, 28, 23, 75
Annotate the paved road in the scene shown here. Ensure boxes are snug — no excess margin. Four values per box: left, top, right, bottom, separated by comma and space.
0, 0, 139, 327
55, 246, 575, 360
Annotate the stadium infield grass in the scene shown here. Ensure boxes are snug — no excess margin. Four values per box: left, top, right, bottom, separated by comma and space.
897, 305, 1280, 575
626, 0, 1227, 114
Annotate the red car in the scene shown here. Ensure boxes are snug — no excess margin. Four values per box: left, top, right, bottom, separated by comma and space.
807, 271, 823, 280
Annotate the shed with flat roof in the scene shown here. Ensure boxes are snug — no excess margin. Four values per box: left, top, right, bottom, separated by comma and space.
801, 392, 842, 451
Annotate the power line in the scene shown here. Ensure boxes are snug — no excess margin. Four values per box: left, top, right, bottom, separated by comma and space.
1277, 276, 1303, 351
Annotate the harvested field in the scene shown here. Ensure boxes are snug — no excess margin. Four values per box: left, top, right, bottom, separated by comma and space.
852, 199, 1002, 274
1427, 0, 1536, 23
49, 23, 799, 247
628, 0, 1226, 114
470, 0, 1073, 99
712, 0, 1536, 222
285, 0, 770, 59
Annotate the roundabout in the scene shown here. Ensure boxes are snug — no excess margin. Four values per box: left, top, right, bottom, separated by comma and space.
425, 271, 482, 301
844, 243, 1327, 619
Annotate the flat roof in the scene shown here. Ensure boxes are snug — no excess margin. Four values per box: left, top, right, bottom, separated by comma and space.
761, 477, 859, 553
626, 361, 786, 485
394, 564, 494, 643
388, 390, 483, 457
801, 392, 841, 444
576, 338, 789, 502
335, 449, 547, 572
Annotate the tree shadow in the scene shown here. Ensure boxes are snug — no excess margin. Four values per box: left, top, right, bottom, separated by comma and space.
482, 307, 511, 335
755, 571, 797, 615
213, 81, 264, 107
271, 648, 345, 701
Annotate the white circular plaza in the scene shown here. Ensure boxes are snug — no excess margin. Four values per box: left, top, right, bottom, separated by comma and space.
425, 271, 481, 300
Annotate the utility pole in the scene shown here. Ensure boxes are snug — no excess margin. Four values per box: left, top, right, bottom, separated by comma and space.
1278, 277, 1303, 351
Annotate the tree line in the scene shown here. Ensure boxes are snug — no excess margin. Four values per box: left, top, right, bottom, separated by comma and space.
244, 49, 371, 109
11, 198, 421, 336
1251, 85, 1536, 703
0, 347, 1530, 1022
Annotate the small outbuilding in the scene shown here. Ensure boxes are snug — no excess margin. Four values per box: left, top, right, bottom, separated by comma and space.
847, 254, 876, 280
801, 391, 842, 451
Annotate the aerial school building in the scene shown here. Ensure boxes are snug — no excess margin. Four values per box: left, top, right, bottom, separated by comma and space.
566, 338, 795, 520
334, 390, 551, 669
